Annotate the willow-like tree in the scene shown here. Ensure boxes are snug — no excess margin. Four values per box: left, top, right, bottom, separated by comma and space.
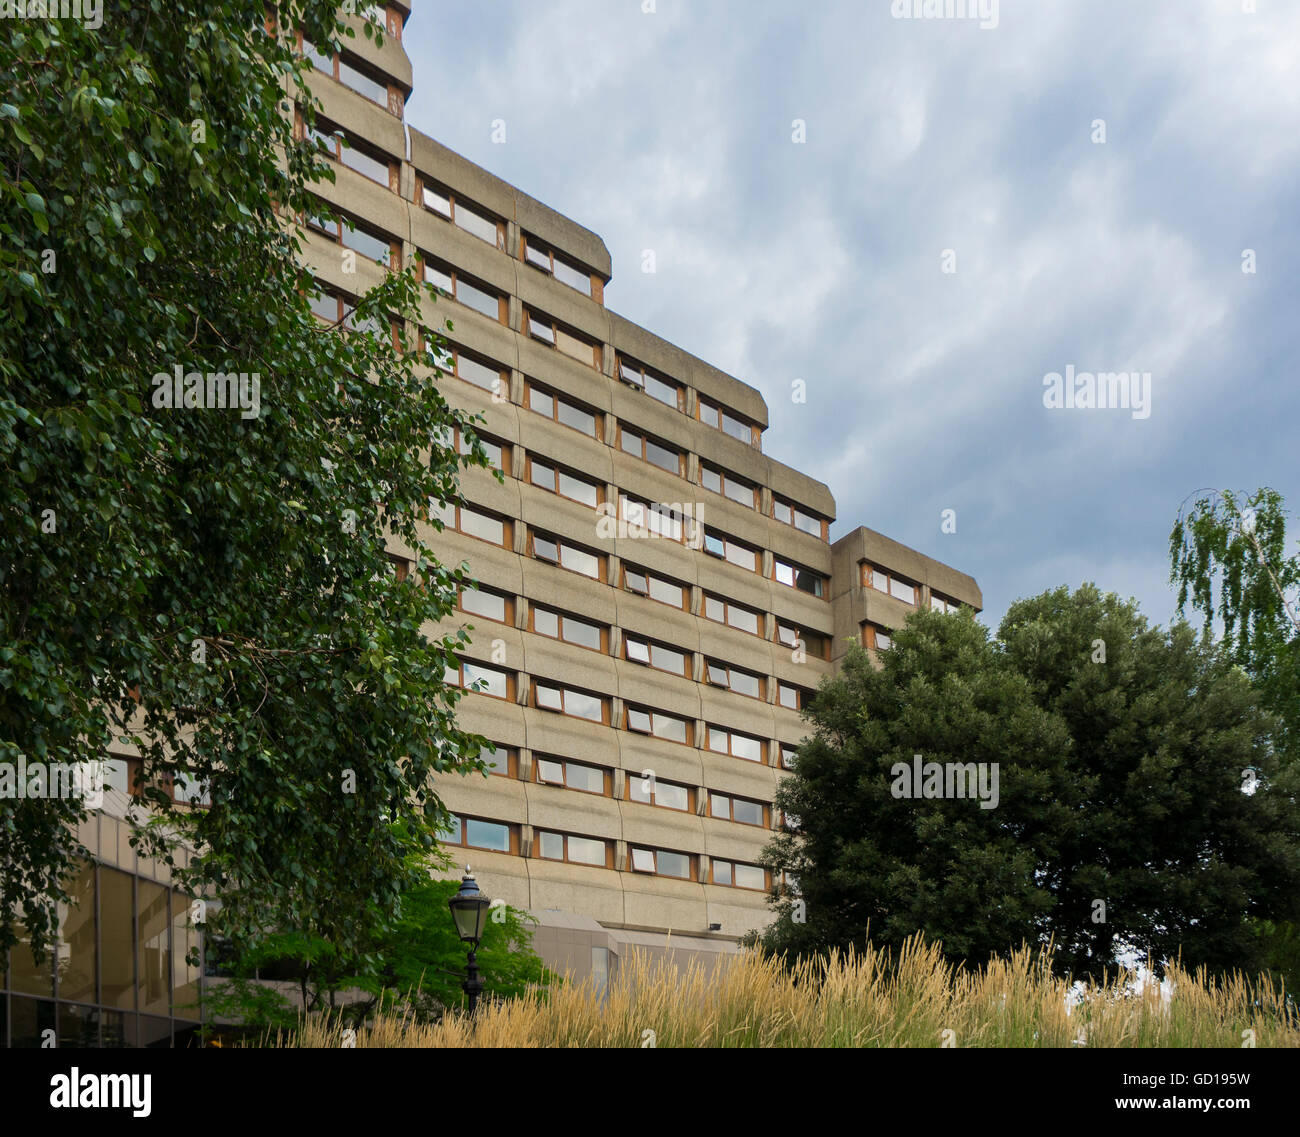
0, 4, 492, 970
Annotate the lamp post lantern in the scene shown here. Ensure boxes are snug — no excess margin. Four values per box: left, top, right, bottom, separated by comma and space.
448, 865, 492, 1016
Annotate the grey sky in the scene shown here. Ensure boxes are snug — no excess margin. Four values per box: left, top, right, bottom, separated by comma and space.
404, 0, 1300, 630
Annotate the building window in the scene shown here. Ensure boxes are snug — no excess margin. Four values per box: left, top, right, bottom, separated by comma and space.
704, 660, 763, 700
422, 257, 505, 323
172, 771, 211, 808
445, 660, 512, 700
618, 424, 682, 476
709, 793, 766, 827
863, 623, 894, 653
700, 465, 757, 509
428, 500, 510, 547
458, 584, 512, 625
439, 814, 514, 853
420, 179, 504, 249
299, 34, 393, 109
521, 234, 593, 296
779, 743, 798, 769
536, 830, 610, 867
526, 383, 599, 437
629, 846, 694, 880
774, 621, 830, 660
621, 564, 686, 609
527, 456, 602, 508
304, 115, 393, 187
774, 557, 826, 598
530, 530, 603, 581
530, 605, 605, 652
478, 745, 515, 778
710, 860, 767, 890
618, 493, 687, 542
387, 553, 411, 582
533, 681, 606, 723
627, 774, 691, 812
863, 564, 918, 606
535, 757, 608, 796
773, 499, 827, 540
306, 207, 397, 267
617, 357, 681, 410
930, 592, 961, 614
524, 309, 600, 368
697, 398, 758, 445
702, 594, 762, 636
703, 529, 758, 573
777, 682, 812, 711
623, 634, 688, 676
707, 726, 764, 763
625, 705, 690, 745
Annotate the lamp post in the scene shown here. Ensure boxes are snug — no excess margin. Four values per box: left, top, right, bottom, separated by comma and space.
448, 865, 491, 1017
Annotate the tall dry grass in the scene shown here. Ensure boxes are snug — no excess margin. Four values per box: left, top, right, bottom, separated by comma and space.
267, 936, 1298, 1048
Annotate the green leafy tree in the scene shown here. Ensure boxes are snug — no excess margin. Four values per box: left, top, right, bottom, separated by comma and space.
1, 3, 491, 972
1171, 487, 1300, 989
752, 588, 1300, 981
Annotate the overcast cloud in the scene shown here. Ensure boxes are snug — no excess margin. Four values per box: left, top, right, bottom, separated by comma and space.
404, 0, 1300, 629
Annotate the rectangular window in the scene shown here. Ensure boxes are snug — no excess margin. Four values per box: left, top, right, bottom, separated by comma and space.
712, 860, 767, 890
863, 624, 893, 653
707, 727, 764, 763
535, 757, 607, 795
625, 706, 690, 745
709, 793, 766, 827
774, 558, 827, 598
628, 776, 691, 811
521, 235, 593, 296
704, 530, 758, 573
525, 309, 599, 368
930, 592, 961, 614
780, 744, 798, 769
533, 682, 605, 723
630, 847, 693, 880
531, 531, 603, 580
527, 457, 601, 508
777, 682, 809, 710
619, 494, 685, 542
536, 831, 609, 867
623, 634, 687, 676
621, 564, 686, 609
530, 605, 604, 652
440, 814, 513, 853
527, 383, 599, 437
863, 564, 918, 606
698, 399, 720, 428
423, 257, 505, 322
431, 501, 509, 547
701, 466, 756, 508
479, 745, 513, 777
774, 622, 830, 660
692, 398, 755, 444
702, 594, 762, 636
774, 499, 827, 540
421, 179, 504, 249
447, 660, 511, 700
447, 349, 508, 398
704, 660, 762, 700
337, 55, 388, 105
617, 357, 681, 409
618, 425, 682, 475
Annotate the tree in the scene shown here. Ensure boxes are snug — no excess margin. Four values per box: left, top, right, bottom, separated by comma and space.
752, 588, 1300, 981
1170, 487, 1300, 765
1, 3, 491, 972
1170, 487, 1300, 989
200, 837, 551, 1032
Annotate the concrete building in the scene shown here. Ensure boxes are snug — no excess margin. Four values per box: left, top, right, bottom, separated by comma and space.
1, 1, 981, 1043
289, 2, 981, 985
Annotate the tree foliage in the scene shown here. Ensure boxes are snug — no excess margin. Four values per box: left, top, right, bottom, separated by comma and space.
1, 3, 492, 970
751, 588, 1300, 981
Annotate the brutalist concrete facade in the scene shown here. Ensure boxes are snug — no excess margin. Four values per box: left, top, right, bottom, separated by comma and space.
294, 2, 982, 985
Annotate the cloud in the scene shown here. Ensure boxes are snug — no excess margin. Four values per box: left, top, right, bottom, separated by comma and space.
406, 0, 1300, 628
